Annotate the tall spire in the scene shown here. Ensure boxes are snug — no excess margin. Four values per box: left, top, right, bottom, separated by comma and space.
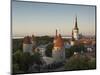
74, 16, 78, 30
56, 29, 57, 37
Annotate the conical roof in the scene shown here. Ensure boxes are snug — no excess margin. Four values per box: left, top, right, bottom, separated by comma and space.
54, 34, 64, 48
74, 16, 79, 30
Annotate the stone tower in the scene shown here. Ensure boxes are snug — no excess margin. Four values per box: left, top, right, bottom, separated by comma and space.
23, 36, 33, 54
23, 35, 36, 55
73, 16, 79, 40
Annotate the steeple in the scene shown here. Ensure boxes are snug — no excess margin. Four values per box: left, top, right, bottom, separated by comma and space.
56, 29, 57, 37
74, 16, 78, 30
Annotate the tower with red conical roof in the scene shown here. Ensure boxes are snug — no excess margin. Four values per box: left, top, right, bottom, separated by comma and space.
52, 29, 65, 62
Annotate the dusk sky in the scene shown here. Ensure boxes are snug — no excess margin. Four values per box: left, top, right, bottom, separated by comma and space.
12, 1, 96, 37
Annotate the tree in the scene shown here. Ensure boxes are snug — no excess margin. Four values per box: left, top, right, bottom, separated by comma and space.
36, 36, 53, 45
45, 44, 53, 57
71, 45, 85, 53
88, 58, 96, 69
13, 50, 23, 74
70, 45, 85, 53
19, 52, 32, 71
65, 44, 86, 59
13, 64, 19, 73
32, 52, 42, 65
65, 48, 74, 58
13, 51, 34, 73
12, 39, 23, 53
65, 55, 90, 70
13, 50, 23, 64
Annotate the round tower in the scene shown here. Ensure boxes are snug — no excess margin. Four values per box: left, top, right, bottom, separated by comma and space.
23, 36, 33, 55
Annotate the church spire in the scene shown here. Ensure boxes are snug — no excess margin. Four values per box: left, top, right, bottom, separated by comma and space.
56, 29, 57, 37
74, 16, 78, 30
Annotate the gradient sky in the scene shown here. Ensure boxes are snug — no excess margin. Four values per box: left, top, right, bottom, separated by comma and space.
12, 1, 96, 37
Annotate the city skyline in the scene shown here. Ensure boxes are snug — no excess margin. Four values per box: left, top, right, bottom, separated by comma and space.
12, 1, 96, 37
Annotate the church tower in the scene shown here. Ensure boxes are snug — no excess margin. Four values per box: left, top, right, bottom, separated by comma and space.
52, 29, 65, 62
73, 16, 79, 40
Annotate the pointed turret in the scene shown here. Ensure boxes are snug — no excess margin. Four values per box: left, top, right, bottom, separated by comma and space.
74, 16, 78, 30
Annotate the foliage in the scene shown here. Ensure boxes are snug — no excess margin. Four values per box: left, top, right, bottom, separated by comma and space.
64, 55, 96, 70
45, 44, 53, 57
13, 50, 42, 74
12, 39, 23, 53
65, 44, 86, 58
36, 36, 53, 45
13, 64, 19, 73
31, 52, 42, 65
13, 50, 23, 64
65, 48, 74, 58
88, 58, 96, 69
70, 44, 86, 53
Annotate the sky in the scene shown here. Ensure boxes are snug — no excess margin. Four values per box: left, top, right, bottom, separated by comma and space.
12, 0, 96, 37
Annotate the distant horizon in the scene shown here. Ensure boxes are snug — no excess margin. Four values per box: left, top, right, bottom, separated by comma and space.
12, 1, 96, 37
12, 34, 95, 37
